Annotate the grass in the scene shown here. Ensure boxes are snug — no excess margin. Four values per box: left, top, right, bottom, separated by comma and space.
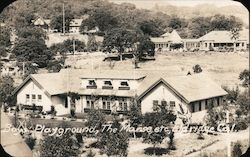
65, 51, 248, 89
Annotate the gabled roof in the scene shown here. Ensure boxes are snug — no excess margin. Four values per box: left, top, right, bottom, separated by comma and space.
70, 19, 83, 27
151, 30, 183, 43
137, 73, 227, 103
13, 70, 227, 102
199, 30, 249, 43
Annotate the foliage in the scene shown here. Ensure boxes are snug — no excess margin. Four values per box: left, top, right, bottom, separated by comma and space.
0, 26, 11, 48
16, 26, 47, 40
144, 147, 168, 156
234, 121, 248, 131
87, 149, 96, 157
137, 35, 155, 59
205, 106, 226, 128
103, 28, 137, 60
80, 7, 118, 33
12, 37, 53, 68
193, 64, 203, 73
128, 97, 142, 138
236, 90, 250, 115
99, 119, 129, 157
68, 92, 81, 103
17, 62, 39, 80
46, 59, 64, 73
222, 86, 240, 103
137, 19, 165, 37
50, 39, 86, 54
142, 103, 176, 154
50, 8, 74, 33
239, 69, 249, 87
168, 131, 176, 150
86, 109, 106, 131
24, 135, 36, 150
232, 142, 242, 157
87, 35, 99, 52
40, 130, 80, 157
0, 76, 16, 105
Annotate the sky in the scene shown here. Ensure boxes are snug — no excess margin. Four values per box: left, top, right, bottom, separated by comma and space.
109, 0, 244, 9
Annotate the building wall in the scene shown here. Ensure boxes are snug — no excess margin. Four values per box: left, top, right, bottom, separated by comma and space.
17, 80, 52, 111
139, 83, 189, 114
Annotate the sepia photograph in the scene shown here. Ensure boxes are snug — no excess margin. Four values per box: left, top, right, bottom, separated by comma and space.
0, 0, 249, 157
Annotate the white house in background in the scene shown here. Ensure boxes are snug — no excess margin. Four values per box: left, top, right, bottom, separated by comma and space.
69, 19, 83, 33
13, 69, 227, 123
151, 29, 249, 52
151, 30, 183, 52
32, 17, 51, 32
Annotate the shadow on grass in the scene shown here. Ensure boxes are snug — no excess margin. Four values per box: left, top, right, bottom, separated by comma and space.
144, 147, 169, 156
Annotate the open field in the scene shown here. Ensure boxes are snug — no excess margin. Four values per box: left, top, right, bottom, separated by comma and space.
65, 51, 249, 89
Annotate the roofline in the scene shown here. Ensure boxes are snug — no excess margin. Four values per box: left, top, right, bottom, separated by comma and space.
12, 75, 51, 97
80, 76, 146, 80
188, 94, 228, 103
137, 78, 189, 103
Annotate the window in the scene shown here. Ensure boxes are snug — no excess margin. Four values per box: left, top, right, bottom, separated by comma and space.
205, 99, 208, 109
102, 97, 112, 110
104, 81, 112, 86
118, 98, 128, 111
38, 95, 42, 102
26, 94, 30, 102
88, 80, 96, 86
217, 97, 220, 106
121, 81, 128, 86
153, 100, 159, 111
161, 100, 167, 106
191, 103, 195, 112
86, 96, 95, 109
32, 94, 36, 102
199, 102, 202, 111
170, 101, 175, 109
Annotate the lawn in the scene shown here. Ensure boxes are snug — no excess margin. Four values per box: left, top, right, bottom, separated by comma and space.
65, 51, 249, 90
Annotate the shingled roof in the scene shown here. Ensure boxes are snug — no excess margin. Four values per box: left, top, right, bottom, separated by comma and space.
13, 70, 227, 103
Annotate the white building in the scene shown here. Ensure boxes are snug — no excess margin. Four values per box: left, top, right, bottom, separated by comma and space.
13, 69, 227, 122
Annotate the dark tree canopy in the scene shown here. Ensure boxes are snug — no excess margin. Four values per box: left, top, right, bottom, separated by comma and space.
239, 69, 250, 87
50, 39, 86, 54
16, 26, 47, 40
0, 75, 16, 105
50, 9, 74, 33
12, 38, 53, 68
0, 26, 11, 48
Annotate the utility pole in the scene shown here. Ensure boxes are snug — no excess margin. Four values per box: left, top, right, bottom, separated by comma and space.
63, 3, 65, 35
22, 62, 25, 77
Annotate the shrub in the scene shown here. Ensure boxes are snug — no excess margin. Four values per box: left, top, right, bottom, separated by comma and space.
197, 131, 205, 140
75, 133, 83, 144
232, 142, 242, 157
193, 64, 202, 73
87, 149, 95, 157
25, 135, 36, 150
144, 147, 168, 156
234, 121, 247, 131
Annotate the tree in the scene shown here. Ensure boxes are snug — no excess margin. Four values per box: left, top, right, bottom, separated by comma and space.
19, 62, 39, 80
16, 26, 47, 40
137, 36, 155, 59
222, 86, 240, 103
137, 19, 165, 37
236, 91, 250, 115
86, 108, 106, 132
193, 64, 203, 73
46, 59, 64, 73
99, 118, 129, 157
239, 69, 249, 87
0, 76, 16, 106
87, 35, 99, 52
142, 103, 176, 155
12, 38, 53, 68
0, 26, 11, 48
128, 96, 142, 138
103, 28, 137, 61
50, 9, 74, 33
230, 28, 240, 52
40, 123, 80, 157
232, 142, 242, 157
80, 8, 118, 33
68, 92, 80, 118
50, 39, 86, 54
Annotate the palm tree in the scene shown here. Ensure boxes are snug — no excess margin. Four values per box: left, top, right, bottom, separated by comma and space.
230, 28, 240, 52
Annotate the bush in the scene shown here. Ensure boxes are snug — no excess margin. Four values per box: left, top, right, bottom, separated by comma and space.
193, 64, 202, 73
75, 133, 83, 144
235, 121, 247, 131
197, 131, 205, 140
144, 147, 168, 156
232, 142, 242, 157
25, 135, 36, 150
87, 149, 95, 157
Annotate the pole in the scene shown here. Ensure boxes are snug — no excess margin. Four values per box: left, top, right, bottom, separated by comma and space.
227, 110, 231, 157
63, 3, 65, 35
22, 62, 25, 77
